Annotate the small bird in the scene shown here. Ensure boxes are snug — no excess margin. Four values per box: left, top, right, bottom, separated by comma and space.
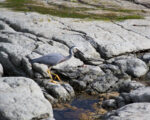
31, 46, 78, 83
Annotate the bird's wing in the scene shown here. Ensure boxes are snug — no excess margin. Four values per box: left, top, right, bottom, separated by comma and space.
35, 53, 65, 66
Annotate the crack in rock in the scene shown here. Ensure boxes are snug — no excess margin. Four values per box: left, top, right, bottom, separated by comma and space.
113, 21, 150, 39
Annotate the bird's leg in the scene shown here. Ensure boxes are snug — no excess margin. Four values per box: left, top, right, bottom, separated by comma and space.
51, 73, 62, 82
47, 69, 57, 84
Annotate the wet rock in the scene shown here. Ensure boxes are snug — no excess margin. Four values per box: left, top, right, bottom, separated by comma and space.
102, 103, 150, 120
129, 87, 150, 102
142, 52, 150, 66
36, 79, 75, 102
119, 80, 145, 92
100, 64, 121, 75
71, 80, 87, 91
115, 96, 126, 108
89, 73, 118, 93
113, 87, 150, 108
87, 72, 130, 94
111, 56, 149, 77
0, 64, 3, 77
58, 65, 104, 79
102, 99, 117, 109
0, 77, 54, 120
57, 65, 105, 91
45, 83, 75, 102
101, 80, 145, 108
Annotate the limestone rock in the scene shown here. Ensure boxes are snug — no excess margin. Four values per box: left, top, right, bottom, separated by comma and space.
36, 79, 75, 102
0, 64, 3, 77
142, 52, 150, 66
87, 72, 130, 94
112, 56, 149, 77
119, 80, 145, 92
113, 87, 150, 108
129, 87, 150, 102
102, 103, 150, 120
0, 77, 54, 120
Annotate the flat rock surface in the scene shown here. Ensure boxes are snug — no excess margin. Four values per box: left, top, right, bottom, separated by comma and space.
102, 103, 150, 120
0, 9, 150, 59
0, 77, 54, 120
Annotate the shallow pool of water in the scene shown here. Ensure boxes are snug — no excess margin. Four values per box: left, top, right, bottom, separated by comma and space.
53, 94, 99, 120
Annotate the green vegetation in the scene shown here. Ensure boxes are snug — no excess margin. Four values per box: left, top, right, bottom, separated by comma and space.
0, 0, 143, 21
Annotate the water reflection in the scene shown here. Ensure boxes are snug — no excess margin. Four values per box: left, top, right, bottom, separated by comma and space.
54, 94, 99, 120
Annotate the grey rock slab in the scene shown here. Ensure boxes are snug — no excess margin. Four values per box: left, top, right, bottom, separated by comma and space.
100, 64, 121, 74
1, 10, 150, 59
61, 18, 150, 58
102, 103, 150, 120
116, 17, 150, 39
119, 80, 145, 92
114, 87, 150, 108
45, 82, 75, 101
37, 79, 75, 102
0, 43, 32, 76
88, 73, 119, 93
91, 74, 118, 93
102, 99, 117, 109
0, 63, 3, 77
0, 20, 15, 32
0, 77, 54, 120
0, 43, 31, 66
0, 32, 36, 50
0, 51, 26, 76
129, 87, 150, 102
58, 65, 104, 79
112, 56, 149, 77
52, 34, 101, 62
0, 0, 5, 2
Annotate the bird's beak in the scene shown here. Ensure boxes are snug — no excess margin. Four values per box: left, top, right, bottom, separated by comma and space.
73, 48, 78, 53
76, 48, 84, 56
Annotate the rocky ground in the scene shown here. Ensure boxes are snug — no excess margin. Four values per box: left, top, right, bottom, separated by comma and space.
0, 0, 150, 120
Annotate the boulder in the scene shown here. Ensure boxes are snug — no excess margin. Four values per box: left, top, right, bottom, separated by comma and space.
36, 79, 75, 102
87, 72, 131, 94
114, 87, 150, 108
0, 64, 3, 77
102, 103, 150, 120
129, 87, 150, 102
119, 80, 145, 92
101, 80, 145, 108
142, 52, 150, 66
0, 77, 54, 120
112, 56, 149, 77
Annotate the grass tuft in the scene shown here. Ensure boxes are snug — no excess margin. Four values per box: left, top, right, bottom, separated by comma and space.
0, 0, 143, 21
